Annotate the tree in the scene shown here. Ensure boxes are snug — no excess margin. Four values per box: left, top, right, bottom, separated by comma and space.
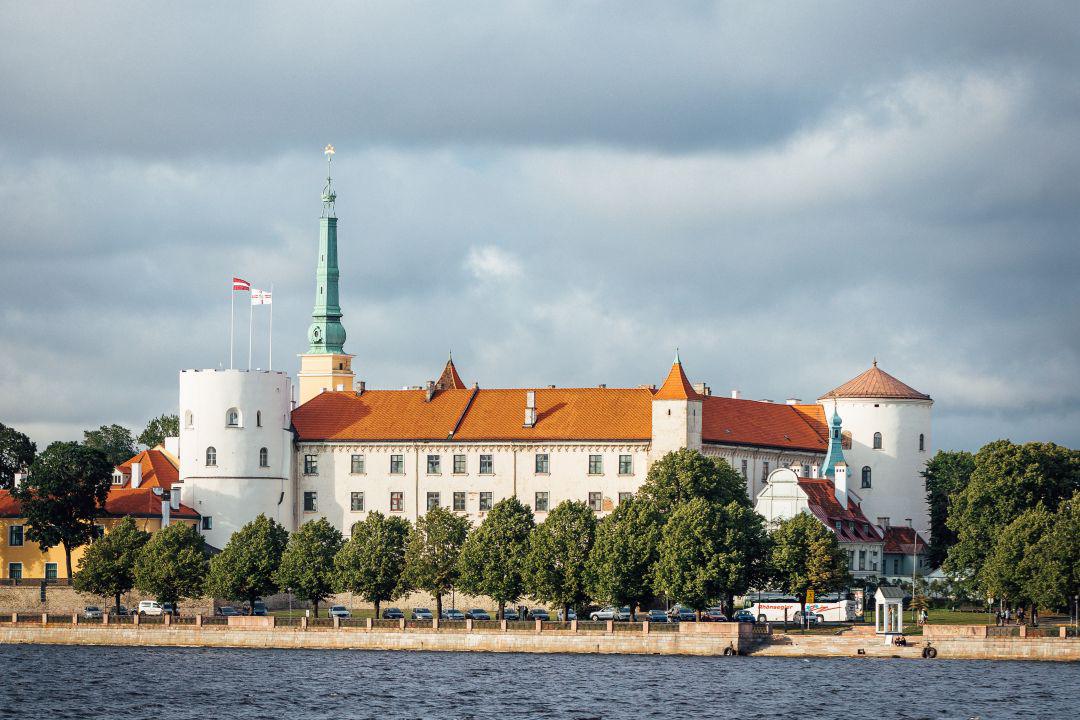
82, 424, 137, 466
922, 450, 974, 568
13, 442, 113, 578
457, 497, 535, 619
403, 505, 470, 618
653, 498, 771, 619
946, 440, 1080, 595
638, 448, 750, 516
586, 497, 662, 620
0, 421, 36, 490
984, 505, 1057, 613
133, 522, 208, 610
206, 514, 288, 611
138, 414, 179, 449
275, 518, 343, 617
523, 500, 596, 621
335, 511, 411, 619
768, 512, 851, 621
73, 516, 150, 614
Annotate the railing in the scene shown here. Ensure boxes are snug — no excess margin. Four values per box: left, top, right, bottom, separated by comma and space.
439, 620, 467, 631
309, 618, 334, 628
276, 616, 302, 627
650, 622, 679, 633
472, 620, 502, 631
987, 626, 1021, 638
576, 620, 608, 633
405, 619, 433, 630
201, 616, 227, 626
371, 618, 401, 629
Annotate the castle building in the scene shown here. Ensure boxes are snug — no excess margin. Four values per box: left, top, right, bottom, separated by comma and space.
172, 156, 934, 560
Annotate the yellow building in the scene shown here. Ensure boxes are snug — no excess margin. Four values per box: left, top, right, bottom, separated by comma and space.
0, 446, 200, 582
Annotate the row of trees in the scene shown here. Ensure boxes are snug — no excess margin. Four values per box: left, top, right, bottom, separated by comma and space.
926, 440, 1080, 611
73, 449, 851, 619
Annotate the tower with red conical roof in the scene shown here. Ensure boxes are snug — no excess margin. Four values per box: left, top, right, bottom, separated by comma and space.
650, 349, 703, 460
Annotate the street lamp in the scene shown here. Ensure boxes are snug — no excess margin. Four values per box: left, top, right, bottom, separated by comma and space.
910, 528, 929, 625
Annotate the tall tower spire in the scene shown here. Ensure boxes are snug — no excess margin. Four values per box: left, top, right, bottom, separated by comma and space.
298, 144, 355, 404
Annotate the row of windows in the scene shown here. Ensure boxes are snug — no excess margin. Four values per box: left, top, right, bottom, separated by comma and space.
6, 562, 58, 580
869, 432, 926, 452
847, 549, 879, 573
302, 489, 636, 514
186, 408, 265, 430
304, 453, 636, 477
205, 447, 272, 468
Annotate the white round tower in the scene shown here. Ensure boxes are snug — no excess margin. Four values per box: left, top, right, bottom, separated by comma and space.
176, 369, 295, 549
819, 362, 932, 536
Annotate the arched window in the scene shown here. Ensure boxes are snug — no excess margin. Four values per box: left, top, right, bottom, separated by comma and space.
184, 410, 194, 429
861, 466, 871, 488
259, 447, 269, 467
919, 433, 925, 451
256, 410, 262, 427
873, 432, 882, 449
206, 447, 217, 466
226, 408, 241, 427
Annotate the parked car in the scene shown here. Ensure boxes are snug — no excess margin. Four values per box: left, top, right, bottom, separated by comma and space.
702, 607, 728, 622
216, 606, 241, 616
464, 608, 491, 620
328, 605, 351, 619
411, 608, 434, 620
440, 608, 466, 621
111, 606, 130, 616
83, 606, 103, 619
161, 603, 179, 616
138, 600, 164, 616
502, 608, 520, 621
732, 610, 757, 623
382, 607, 405, 619
668, 606, 697, 622
557, 609, 577, 621
645, 609, 669, 623
589, 606, 630, 621
250, 601, 268, 616
528, 609, 550, 621
792, 611, 824, 625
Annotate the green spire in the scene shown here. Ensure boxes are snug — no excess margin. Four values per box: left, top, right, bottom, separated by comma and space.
821, 402, 846, 479
307, 144, 347, 354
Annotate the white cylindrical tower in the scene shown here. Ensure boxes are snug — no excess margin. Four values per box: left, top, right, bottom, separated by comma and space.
819, 362, 932, 536
177, 369, 295, 549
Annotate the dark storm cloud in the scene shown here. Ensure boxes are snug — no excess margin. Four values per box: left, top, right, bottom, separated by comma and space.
0, 1, 1078, 452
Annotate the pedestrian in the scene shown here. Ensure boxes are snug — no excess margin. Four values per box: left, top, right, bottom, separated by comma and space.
1032, 607, 1039, 627
995, 610, 1001, 626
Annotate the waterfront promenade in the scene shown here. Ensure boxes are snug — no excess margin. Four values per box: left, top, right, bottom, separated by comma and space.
2, 614, 1077, 661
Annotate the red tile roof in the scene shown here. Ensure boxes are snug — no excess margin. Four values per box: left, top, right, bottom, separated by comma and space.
882, 525, 928, 554
702, 398, 828, 451
115, 448, 179, 489
434, 356, 466, 392
797, 478, 883, 543
819, 362, 931, 401
654, 360, 702, 401
0, 488, 198, 520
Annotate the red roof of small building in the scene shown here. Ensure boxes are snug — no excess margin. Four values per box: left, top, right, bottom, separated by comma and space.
434, 356, 466, 392
797, 477, 883, 543
819, 361, 931, 401
882, 525, 928, 554
0, 488, 198, 519
115, 448, 180, 489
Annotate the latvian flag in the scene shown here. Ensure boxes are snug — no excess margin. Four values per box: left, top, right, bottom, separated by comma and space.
233, 277, 251, 291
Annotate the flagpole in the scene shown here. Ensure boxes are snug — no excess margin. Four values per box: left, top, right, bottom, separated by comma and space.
268, 283, 274, 371
229, 283, 235, 369
248, 291, 254, 370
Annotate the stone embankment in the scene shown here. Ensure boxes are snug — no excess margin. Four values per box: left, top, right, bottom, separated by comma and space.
0, 616, 1076, 661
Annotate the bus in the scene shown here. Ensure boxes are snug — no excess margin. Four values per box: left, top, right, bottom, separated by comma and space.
746, 598, 857, 623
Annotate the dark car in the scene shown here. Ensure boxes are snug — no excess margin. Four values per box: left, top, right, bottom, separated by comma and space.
411, 608, 434, 620
528, 609, 550, 621
502, 609, 520, 621
669, 606, 697, 622
382, 607, 405, 620
702, 607, 728, 622
250, 601, 268, 616
464, 608, 491, 621
732, 610, 757, 623
440, 608, 465, 621
645, 609, 670, 623
216, 606, 241, 616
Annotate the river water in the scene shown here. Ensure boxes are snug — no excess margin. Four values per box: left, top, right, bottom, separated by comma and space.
0, 645, 1076, 719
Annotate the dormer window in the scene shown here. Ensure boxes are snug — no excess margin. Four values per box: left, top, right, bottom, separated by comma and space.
226, 408, 241, 427
111, 471, 125, 486
834, 521, 842, 533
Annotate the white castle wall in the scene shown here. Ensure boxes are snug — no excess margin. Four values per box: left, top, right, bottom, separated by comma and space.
176, 369, 295, 548
826, 398, 932, 535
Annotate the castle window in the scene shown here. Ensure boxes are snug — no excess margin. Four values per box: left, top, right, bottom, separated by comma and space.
303, 492, 317, 512
390, 491, 403, 512
427, 455, 441, 474
762, 461, 770, 481
390, 455, 404, 474
919, 433, 925, 452
351, 492, 365, 512
534, 492, 549, 512
453, 455, 467, 474
740, 459, 748, 479
873, 432, 882, 449
8, 563, 22, 581
351, 454, 365, 474
588, 492, 602, 512
304, 454, 318, 475
588, 455, 603, 475
479, 492, 493, 511
453, 492, 465, 511
618, 492, 632, 505
256, 411, 262, 427
226, 408, 241, 427
535, 453, 549, 474
861, 466, 872, 488
479, 455, 493, 475
184, 411, 194, 429
206, 447, 217, 466
202, 516, 213, 531
45, 563, 57, 580
858, 550, 866, 571
8, 525, 23, 547
427, 492, 440, 511
619, 455, 633, 475
259, 447, 269, 467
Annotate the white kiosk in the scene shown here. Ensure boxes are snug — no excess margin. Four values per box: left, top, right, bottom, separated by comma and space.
875, 586, 905, 644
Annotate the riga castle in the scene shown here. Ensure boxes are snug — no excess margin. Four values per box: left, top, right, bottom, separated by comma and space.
173, 159, 934, 575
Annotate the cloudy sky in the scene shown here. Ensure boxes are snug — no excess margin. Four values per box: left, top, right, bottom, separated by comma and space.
1, 1, 1078, 452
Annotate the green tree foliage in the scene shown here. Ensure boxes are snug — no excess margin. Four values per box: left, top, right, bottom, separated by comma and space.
457, 497, 534, 619
586, 497, 662, 619
206, 514, 289, 611
82, 424, 137, 466
403, 505, 470, 617
523, 500, 596, 621
133, 522, 208, 609
275, 518, 344, 617
73, 516, 150, 614
653, 498, 771, 618
138, 414, 180, 449
946, 440, 1080, 593
13, 441, 113, 578
922, 450, 974, 567
638, 448, 750, 516
768, 512, 851, 619
335, 511, 412, 619
0, 421, 36, 491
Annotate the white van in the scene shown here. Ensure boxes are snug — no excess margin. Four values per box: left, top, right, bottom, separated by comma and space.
138, 600, 164, 616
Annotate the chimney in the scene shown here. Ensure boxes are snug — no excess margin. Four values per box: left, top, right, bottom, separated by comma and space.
356, 381, 366, 396
905, 517, 912, 528
693, 383, 711, 396
877, 517, 890, 527
336, 384, 345, 391
425, 380, 436, 402
834, 461, 848, 508
810, 464, 820, 478
731, 389, 741, 400
598, 383, 606, 389
131, 462, 142, 489
170, 485, 181, 511
789, 462, 802, 474
154, 487, 169, 528
785, 398, 802, 405
524, 390, 537, 428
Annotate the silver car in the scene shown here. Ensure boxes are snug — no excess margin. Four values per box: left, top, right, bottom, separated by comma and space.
83, 606, 103, 619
